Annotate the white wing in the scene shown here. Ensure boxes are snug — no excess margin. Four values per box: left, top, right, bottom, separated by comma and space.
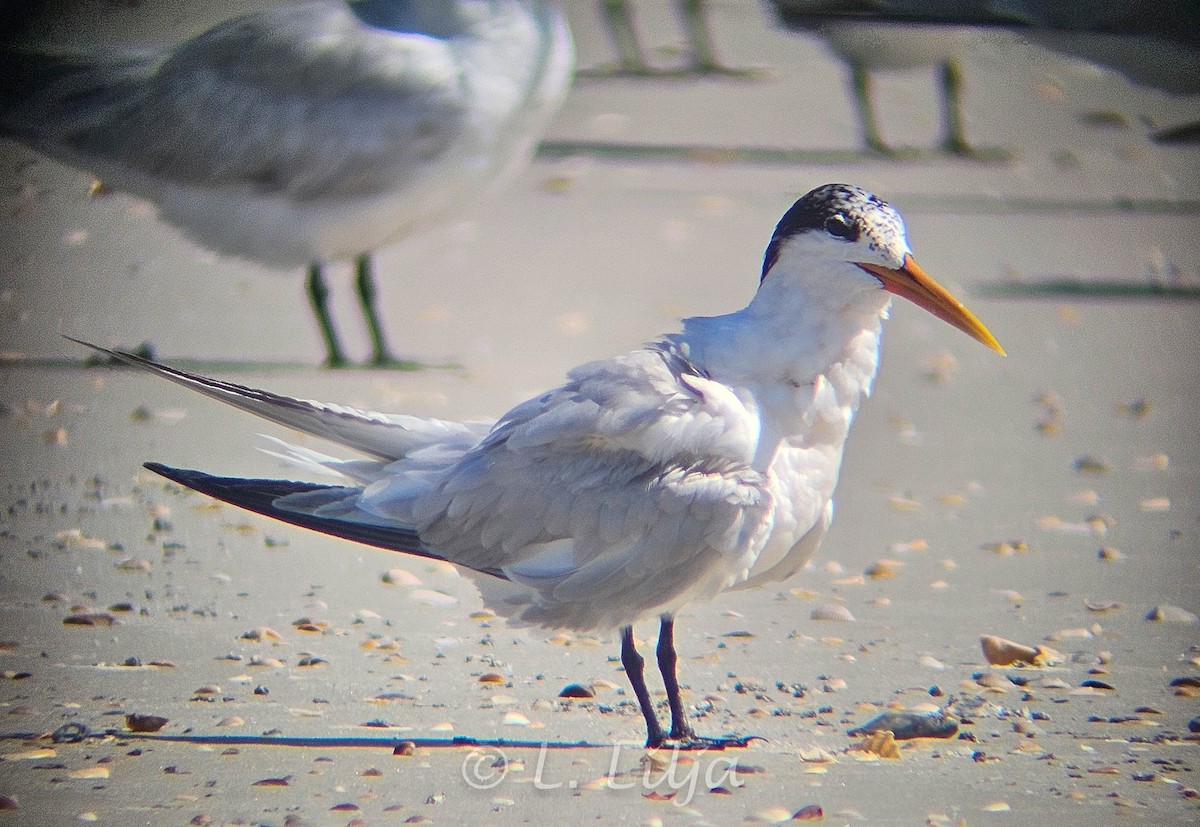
359, 341, 776, 630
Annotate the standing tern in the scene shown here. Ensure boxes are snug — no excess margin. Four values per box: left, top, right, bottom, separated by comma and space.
3, 0, 573, 367
78, 183, 1004, 749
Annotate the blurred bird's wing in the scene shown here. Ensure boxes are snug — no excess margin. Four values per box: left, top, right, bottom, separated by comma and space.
3, 2, 471, 201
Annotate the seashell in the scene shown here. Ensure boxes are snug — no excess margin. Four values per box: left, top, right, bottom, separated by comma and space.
980, 635, 1038, 666
125, 713, 168, 733
381, 568, 421, 586
558, 683, 594, 698
810, 604, 855, 622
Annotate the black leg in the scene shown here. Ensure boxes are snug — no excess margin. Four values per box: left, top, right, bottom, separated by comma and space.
621, 625, 666, 748
656, 615, 694, 739
354, 255, 407, 368
939, 59, 972, 156
306, 263, 349, 369
653, 615, 762, 751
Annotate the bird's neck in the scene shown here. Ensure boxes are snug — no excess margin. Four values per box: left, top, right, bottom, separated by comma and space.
679, 269, 891, 465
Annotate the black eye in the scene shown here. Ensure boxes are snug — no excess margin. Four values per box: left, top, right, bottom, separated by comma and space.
824, 214, 856, 240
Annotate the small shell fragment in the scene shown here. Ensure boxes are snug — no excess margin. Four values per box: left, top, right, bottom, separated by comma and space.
67, 766, 109, 780
408, 589, 457, 607
851, 730, 901, 759
1073, 455, 1112, 474
1146, 605, 1199, 624
125, 713, 169, 733
241, 627, 284, 642
251, 776, 291, 787
865, 559, 903, 580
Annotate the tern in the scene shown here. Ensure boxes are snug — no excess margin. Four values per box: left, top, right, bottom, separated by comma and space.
77, 183, 1004, 749
3, 0, 573, 367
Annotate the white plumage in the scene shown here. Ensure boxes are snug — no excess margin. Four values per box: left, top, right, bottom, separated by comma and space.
78, 183, 1004, 748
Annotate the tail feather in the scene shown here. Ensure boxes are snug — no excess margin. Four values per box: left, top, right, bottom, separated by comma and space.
69, 338, 486, 461
144, 462, 507, 581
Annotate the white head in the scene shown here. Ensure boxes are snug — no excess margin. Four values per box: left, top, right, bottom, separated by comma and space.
761, 184, 1005, 355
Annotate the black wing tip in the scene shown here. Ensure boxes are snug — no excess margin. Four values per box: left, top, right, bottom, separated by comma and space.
143, 461, 197, 486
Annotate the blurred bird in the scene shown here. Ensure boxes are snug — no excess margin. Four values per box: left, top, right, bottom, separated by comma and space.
769, 2, 979, 155
78, 183, 1004, 748
3, 1, 573, 367
594, 0, 749, 77
769, 0, 1200, 148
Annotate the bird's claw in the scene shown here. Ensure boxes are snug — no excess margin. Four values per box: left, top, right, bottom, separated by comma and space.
647, 732, 764, 751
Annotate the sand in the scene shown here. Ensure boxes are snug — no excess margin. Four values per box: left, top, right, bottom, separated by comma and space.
1, 1, 1198, 824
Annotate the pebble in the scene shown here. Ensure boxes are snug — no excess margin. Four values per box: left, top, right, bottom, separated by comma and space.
847, 710, 958, 740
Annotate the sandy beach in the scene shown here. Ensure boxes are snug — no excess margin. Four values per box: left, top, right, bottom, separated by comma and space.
1, 1, 1198, 824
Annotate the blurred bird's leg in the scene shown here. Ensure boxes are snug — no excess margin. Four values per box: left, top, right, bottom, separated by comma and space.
599, 0, 652, 74
306, 263, 350, 369
354, 255, 400, 368
675, 0, 726, 74
851, 64, 893, 155
621, 625, 668, 748
938, 59, 973, 155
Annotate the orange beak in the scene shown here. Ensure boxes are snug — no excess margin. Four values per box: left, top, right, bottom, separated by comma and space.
858, 255, 1005, 356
